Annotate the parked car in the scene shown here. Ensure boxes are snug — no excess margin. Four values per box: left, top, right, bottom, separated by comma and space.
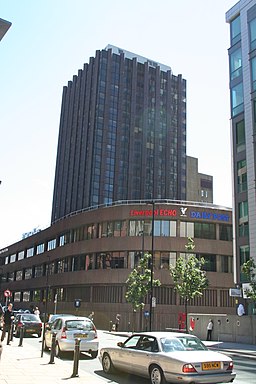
13, 313, 42, 338
99, 332, 236, 384
44, 316, 99, 358
46, 313, 72, 329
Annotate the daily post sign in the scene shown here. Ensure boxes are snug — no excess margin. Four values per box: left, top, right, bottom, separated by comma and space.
129, 206, 231, 222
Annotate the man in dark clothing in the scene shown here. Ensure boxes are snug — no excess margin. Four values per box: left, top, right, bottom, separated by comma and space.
1, 303, 14, 345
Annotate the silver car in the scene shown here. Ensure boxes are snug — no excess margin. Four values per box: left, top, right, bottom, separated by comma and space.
99, 332, 236, 384
45, 316, 99, 358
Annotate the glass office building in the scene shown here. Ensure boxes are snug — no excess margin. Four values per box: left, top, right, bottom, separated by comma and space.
226, 1, 256, 285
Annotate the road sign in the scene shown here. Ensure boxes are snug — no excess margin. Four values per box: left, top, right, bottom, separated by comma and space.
74, 299, 81, 308
4, 289, 11, 297
144, 310, 150, 317
229, 288, 242, 297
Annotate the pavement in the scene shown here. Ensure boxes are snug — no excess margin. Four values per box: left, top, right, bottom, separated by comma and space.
0, 331, 256, 384
0, 336, 105, 384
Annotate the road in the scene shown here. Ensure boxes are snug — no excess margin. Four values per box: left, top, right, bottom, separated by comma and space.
21, 331, 256, 384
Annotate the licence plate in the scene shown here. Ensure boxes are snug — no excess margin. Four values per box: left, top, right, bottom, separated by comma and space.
202, 362, 221, 370
74, 333, 87, 339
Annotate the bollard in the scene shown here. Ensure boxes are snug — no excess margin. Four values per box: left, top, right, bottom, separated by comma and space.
109, 321, 112, 332
10, 323, 14, 342
71, 338, 81, 378
18, 326, 25, 347
49, 333, 57, 364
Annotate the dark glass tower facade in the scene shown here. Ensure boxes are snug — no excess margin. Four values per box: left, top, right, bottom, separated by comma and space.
51, 45, 186, 223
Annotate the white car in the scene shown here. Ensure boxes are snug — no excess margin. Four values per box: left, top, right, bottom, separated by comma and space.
44, 315, 99, 358
99, 331, 236, 384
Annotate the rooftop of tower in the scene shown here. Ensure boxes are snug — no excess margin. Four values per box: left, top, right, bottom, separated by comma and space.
0, 18, 12, 41
105, 44, 172, 73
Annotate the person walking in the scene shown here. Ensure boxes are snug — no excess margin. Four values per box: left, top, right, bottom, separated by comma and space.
206, 319, 214, 341
34, 306, 40, 319
1, 303, 14, 345
115, 314, 121, 332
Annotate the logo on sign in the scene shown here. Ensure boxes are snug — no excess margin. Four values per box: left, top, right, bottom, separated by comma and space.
180, 207, 188, 217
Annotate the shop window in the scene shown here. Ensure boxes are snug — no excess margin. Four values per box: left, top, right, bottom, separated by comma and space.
219, 224, 232, 241
194, 223, 216, 239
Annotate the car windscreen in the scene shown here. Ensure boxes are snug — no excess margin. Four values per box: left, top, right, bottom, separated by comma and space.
22, 315, 39, 322
161, 336, 208, 352
65, 319, 93, 331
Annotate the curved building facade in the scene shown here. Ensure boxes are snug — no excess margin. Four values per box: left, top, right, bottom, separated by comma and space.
0, 201, 235, 330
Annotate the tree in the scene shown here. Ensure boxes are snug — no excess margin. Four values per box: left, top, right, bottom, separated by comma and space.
125, 252, 161, 331
170, 237, 208, 332
242, 258, 256, 311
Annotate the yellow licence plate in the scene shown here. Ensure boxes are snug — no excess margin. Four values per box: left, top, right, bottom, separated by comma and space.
202, 362, 221, 370
74, 333, 87, 338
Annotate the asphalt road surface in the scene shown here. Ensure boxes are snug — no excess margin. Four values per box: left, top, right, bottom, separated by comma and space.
22, 331, 256, 384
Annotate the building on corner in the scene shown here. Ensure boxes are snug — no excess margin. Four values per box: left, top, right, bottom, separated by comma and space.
226, 1, 256, 306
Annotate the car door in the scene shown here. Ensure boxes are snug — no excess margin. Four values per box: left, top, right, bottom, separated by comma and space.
45, 318, 62, 347
112, 334, 141, 372
134, 336, 158, 376
115, 335, 156, 376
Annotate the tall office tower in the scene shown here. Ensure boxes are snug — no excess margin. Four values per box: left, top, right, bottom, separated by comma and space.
51, 45, 186, 223
226, 1, 256, 284
0, 18, 11, 41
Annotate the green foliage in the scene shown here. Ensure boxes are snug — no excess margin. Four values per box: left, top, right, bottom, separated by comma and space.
125, 252, 161, 311
170, 237, 208, 302
242, 258, 256, 302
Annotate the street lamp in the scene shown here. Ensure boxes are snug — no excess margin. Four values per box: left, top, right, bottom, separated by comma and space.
149, 200, 155, 331
139, 224, 145, 259
41, 255, 50, 357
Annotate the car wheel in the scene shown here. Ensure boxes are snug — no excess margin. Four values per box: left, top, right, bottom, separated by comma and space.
90, 350, 98, 359
150, 365, 167, 384
102, 353, 114, 373
55, 342, 63, 358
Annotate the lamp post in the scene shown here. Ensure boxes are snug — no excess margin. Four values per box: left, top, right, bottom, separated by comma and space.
41, 255, 50, 357
149, 200, 155, 331
139, 223, 145, 259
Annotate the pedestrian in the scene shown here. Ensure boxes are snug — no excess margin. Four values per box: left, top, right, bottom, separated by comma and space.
88, 311, 94, 321
34, 306, 40, 319
115, 314, 121, 332
237, 303, 245, 316
1, 303, 14, 345
206, 319, 214, 341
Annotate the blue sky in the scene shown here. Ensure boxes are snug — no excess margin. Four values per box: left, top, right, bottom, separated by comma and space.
0, 0, 236, 248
